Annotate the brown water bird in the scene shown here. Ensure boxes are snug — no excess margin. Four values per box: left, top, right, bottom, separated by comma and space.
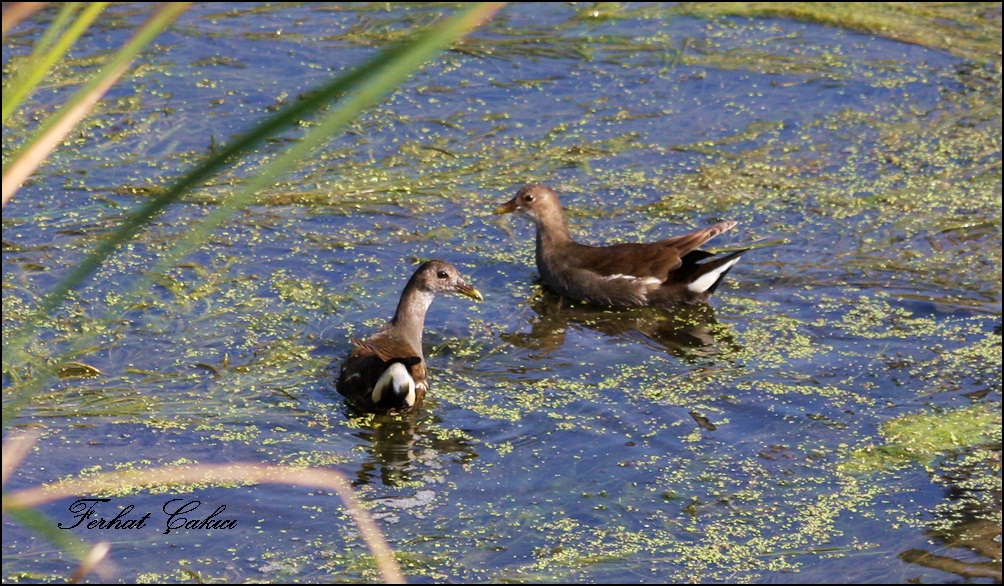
337, 259, 482, 415
494, 183, 747, 307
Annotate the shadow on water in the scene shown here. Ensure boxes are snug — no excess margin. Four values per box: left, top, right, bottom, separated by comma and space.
503, 288, 742, 360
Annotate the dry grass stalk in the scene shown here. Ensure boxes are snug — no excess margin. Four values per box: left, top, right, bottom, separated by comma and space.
3, 435, 406, 584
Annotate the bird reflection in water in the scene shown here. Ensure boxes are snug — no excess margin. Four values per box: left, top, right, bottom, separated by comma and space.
898, 442, 1002, 582
503, 288, 741, 360
316, 338, 480, 489
347, 411, 479, 488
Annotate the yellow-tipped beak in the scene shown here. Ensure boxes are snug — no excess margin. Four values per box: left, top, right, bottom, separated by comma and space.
456, 282, 484, 302
493, 198, 518, 215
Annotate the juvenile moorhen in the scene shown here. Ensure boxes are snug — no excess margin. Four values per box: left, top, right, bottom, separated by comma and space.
494, 184, 746, 307
337, 259, 482, 415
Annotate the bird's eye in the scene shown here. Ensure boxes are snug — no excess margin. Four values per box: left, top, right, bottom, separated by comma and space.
436, 270, 449, 279
523, 194, 534, 202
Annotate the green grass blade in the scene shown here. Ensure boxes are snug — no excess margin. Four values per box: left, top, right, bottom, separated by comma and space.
1, 3, 110, 124
1, 505, 94, 563
143, 2, 508, 283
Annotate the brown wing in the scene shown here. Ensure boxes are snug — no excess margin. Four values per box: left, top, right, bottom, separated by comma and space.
338, 336, 425, 412
351, 337, 421, 365
567, 221, 737, 281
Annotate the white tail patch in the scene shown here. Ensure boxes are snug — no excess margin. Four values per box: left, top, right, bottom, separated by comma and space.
602, 274, 663, 287
687, 257, 742, 294
371, 362, 416, 407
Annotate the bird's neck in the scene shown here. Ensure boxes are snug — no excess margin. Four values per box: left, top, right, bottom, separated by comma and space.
534, 209, 573, 249
388, 287, 434, 353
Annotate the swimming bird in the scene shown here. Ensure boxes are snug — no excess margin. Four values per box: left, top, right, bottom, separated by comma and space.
494, 183, 746, 307
337, 259, 482, 415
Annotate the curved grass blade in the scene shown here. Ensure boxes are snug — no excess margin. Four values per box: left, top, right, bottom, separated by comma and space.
3, 461, 407, 583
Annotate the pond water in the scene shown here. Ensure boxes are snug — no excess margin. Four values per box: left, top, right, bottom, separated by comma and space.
3, 2, 1001, 583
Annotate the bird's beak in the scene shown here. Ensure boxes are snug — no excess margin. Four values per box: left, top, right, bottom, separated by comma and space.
493, 197, 518, 215
455, 281, 484, 302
